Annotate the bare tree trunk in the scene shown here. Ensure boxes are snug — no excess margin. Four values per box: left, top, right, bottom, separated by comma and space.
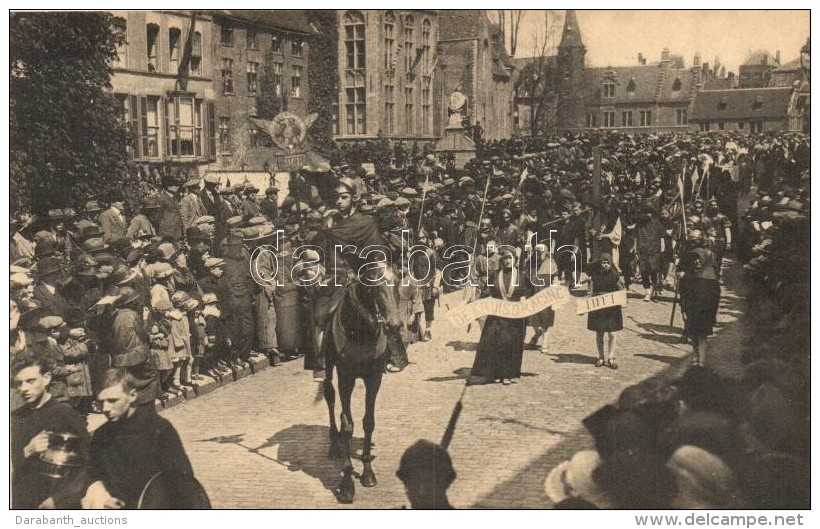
510, 10, 525, 57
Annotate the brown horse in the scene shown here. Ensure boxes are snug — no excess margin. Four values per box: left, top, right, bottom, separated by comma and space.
320, 266, 405, 504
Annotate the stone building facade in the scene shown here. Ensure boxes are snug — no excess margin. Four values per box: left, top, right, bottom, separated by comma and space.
333, 10, 439, 142
109, 10, 218, 178
689, 86, 805, 133
437, 10, 515, 141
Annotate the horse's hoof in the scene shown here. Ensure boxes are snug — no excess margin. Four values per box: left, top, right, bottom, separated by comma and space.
360, 469, 378, 488
337, 474, 355, 504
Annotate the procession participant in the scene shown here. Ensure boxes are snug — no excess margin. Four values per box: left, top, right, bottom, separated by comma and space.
11, 351, 90, 509
585, 253, 624, 370
180, 177, 206, 231
592, 198, 622, 271
112, 286, 161, 405
412, 229, 440, 342
635, 204, 665, 302
468, 250, 533, 386
98, 200, 127, 243
677, 246, 721, 368
259, 186, 279, 222
704, 197, 732, 279
82, 368, 197, 510
247, 224, 280, 365
396, 254, 424, 346
527, 243, 557, 354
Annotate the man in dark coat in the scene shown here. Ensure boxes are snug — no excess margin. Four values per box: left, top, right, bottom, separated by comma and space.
32, 257, 72, 319
259, 186, 279, 222
11, 352, 90, 509
635, 205, 665, 301
218, 234, 255, 367
156, 183, 184, 242
111, 288, 160, 406
83, 368, 196, 509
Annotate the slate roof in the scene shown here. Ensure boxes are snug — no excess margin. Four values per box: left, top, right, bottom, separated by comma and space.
690, 87, 793, 121
583, 63, 695, 105
559, 10, 584, 49
213, 10, 314, 35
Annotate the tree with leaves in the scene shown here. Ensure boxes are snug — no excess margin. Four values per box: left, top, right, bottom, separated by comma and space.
304, 10, 339, 160
10, 12, 133, 214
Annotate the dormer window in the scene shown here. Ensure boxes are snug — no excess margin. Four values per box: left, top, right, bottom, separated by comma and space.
603, 82, 616, 98
753, 95, 763, 110
672, 78, 682, 91
626, 79, 636, 94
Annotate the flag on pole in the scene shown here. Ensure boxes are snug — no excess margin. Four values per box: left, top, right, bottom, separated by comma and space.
518, 167, 529, 186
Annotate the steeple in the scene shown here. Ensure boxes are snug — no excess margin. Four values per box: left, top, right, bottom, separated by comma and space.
559, 10, 584, 49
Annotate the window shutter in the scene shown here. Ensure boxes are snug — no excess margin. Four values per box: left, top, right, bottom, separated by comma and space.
207, 102, 216, 160
129, 95, 141, 158
140, 96, 149, 157
164, 97, 172, 157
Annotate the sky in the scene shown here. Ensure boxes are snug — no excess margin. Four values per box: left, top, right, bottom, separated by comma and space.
509, 10, 810, 74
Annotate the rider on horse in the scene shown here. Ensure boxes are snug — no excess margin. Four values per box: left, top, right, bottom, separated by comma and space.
308, 177, 408, 381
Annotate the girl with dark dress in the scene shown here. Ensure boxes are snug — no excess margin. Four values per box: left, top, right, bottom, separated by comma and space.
678, 247, 721, 367
469, 252, 533, 385
586, 253, 624, 369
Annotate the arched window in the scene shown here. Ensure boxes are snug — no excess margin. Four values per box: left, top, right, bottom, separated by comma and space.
112, 17, 127, 66
626, 78, 636, 94
404, 15, 415, 71
672, 77, 682, 91
169, 28, 181, 69
190, 31, 202, 76
384, 11, 396, 70
344, 11, 365, 69
146, 23, 159, 71
422, 19, 431, 74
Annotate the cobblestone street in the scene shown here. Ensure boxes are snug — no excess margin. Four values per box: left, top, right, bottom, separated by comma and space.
157, 260, 746, 509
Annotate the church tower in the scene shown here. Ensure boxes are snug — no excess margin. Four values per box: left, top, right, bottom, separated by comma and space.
557, 10, 586, 131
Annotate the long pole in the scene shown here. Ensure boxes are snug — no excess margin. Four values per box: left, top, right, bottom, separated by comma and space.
417, 170, 430, 233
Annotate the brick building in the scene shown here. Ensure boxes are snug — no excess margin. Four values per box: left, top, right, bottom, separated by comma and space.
689, 86, 805, 134
109, 11, 218, 178
208, 11, 313, 171
437, 10, 515, 141
333, 10, 439, 143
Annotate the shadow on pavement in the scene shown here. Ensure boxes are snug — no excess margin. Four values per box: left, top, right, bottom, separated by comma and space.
426, 366, 472, 382
633, 353, 679, 365
546, 353, 598, 365
445, 340, 478, 351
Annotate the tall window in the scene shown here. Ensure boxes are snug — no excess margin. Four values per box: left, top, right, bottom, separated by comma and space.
218, 117, 231, 152
167, 96, 203, 157
421, 19, 431, 75
190, 32, 202, 76
422, 86, 430, 133
142, 97, 160, 157
331, 101, 340, 136
146, 24, 159, 72
586, 113, 597, 127
603, 111, 616, 128
640, 110, 652, 126
291, 65, 302, 98
221, 58, 234, 95
404, 87, 414, 133
292, 39, 303, 57
246, 28, 258, 49
603, 82, 615, 98
169, 28, 181, 70
247, 62, 259, 96
272, 62, 283, 97
622, 111, 633, 126
220, 21, 233, 45
344, 11, 365, 69
271, 34, 281, 54
384, 84, 395, 133
113, 17, 127, 66
626, 79, 636, 94
346, 87, 366, 135
676, 109, 687, 125
384, 11, 396, 70
404, 16, 415, 71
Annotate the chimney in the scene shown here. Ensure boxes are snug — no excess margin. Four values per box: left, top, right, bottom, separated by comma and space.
693, 53, 701, 67
775, 50, 781, 64
661, 47, 670, 61
638, 52, 645, 65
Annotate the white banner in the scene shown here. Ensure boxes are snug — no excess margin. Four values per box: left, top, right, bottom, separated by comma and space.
447, 286, 570, 327
576, 290, 628, 315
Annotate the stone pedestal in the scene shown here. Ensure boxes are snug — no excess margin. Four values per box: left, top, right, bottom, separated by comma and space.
436, 126, 476, 169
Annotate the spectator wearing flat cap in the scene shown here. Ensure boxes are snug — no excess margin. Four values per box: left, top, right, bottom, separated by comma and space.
242, 184, 262, 221
180, 178, 206, 231
98, 201, 127, 243
156, 182, 184, 242
260, 186, 279, 222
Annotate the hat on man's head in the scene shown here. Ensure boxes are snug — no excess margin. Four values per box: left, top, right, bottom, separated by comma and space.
265, 186, 279, 195
149, 262, 174, 279
184, 177, 202, 188
203, 257, 225, 269
84, 200, 104, 213
203, 173, 220, 185
116, 286, 142, 308
226, 216, 244, 229
155, 242, 176, 261
10, 273, 34, 288
335, 177, 358, 195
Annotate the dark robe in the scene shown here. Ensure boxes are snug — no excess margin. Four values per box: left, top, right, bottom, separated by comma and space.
89, 406, 194, 509
471, 268, 532, 381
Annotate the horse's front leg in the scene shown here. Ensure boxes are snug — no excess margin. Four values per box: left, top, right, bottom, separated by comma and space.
323, 364, 343, 458
336, 366, 356, 504
359, 361, 383, 488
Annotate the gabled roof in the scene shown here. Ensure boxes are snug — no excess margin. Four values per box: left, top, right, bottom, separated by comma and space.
583, 63, 695, 105
690, 87, 793, 121
775, 56, 809, 72
212, 10, 313, 35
